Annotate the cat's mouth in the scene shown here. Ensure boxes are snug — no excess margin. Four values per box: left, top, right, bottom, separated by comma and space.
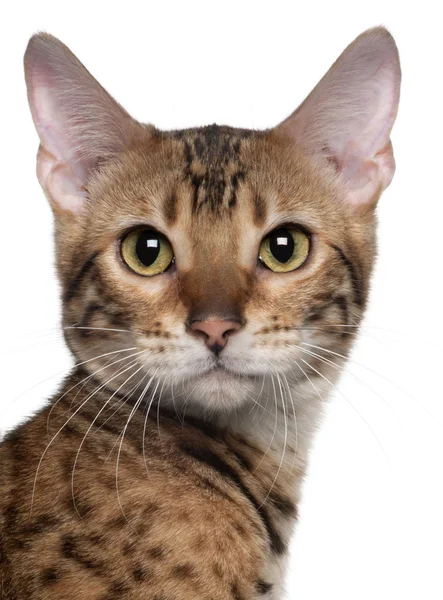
201, 364, 254, 381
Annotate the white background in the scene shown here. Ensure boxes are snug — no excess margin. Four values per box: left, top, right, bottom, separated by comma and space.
1, 1, 442, 598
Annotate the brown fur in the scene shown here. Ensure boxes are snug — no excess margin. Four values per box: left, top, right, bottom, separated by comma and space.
1, 28, 400, 599
0, 124, 367, 600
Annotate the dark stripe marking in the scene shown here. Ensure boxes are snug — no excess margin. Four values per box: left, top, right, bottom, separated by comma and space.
268, 491, 297, 518
61, 534, 105, 573
254, 194, 267, 225
332, 295, 349, 334
332, 245, 363, 307
256, 580, 273, 594
164, 192, 177, 224
180, 442, 285, 554
64, 252, 99, 303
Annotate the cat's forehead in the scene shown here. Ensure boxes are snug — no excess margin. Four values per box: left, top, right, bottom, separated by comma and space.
87, 122, 345, 244
168, 124, 257, 164
163, 124, 261, 217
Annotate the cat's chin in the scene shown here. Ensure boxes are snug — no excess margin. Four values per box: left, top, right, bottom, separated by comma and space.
178, 369, 256, 413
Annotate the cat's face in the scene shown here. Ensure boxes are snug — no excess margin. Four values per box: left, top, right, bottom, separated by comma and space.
59, 126, 373, 412
24, 30, 400, 413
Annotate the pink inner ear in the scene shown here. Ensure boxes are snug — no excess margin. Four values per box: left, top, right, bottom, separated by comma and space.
36, 147, 87, 214
24, 33, 145, 214
277, 27, 401, 206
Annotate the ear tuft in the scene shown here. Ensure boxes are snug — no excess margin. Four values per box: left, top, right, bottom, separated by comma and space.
24, 33, 146, 214
276, 27, 401, 207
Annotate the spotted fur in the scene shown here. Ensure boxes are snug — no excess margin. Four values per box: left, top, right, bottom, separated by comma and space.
0, 28, 400, 599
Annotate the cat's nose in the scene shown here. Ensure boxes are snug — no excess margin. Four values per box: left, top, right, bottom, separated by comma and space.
188, 319, 242, 355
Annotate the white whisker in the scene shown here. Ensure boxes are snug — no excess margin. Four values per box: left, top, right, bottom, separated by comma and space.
114, 368, 159, 522
70, 362, 144, 519
298, 357, 396, 515
30, 349, 145, 514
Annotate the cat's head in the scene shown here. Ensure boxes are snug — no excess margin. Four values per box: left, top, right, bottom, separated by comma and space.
24, 29, 400, 414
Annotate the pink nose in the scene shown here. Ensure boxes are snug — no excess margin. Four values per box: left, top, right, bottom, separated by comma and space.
189, 319, 241, 354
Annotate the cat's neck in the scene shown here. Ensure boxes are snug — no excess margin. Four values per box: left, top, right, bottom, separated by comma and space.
170, 374, 332, 479
220, 380, 327, 466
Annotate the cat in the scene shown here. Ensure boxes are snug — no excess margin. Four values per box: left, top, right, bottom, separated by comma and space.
0, 27, 400, 599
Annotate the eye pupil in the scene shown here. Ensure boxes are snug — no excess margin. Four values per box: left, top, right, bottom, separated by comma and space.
135, 231, 161, 266
269, 229, 294, 263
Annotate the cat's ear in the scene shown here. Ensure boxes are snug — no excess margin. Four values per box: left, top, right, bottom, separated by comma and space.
275, 27, 401, 207
24, 33, 146, 214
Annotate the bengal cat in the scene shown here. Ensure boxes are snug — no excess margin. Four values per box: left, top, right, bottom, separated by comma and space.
0, 27, 401, 599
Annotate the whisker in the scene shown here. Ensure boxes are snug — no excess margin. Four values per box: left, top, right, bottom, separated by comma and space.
281, 371, 299, 476
64, 326, 132, 334
301, 342, 442, 427
252, 373, 279, 477
298, 357, 396, 515
93, 369, 151, 435
292, 343, 393, 412
142, 376, 162, 480
259, 372, 289, 509
70, 362, 144, 519
293, 358, 325, 405
112, 369, 159, 523
46, 348, 143, 431
30, 350, 145, 514
1, 345, 137, 420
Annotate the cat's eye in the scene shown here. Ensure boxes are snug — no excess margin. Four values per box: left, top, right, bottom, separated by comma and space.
259, 227, 310, 272
121, 229, 174, 276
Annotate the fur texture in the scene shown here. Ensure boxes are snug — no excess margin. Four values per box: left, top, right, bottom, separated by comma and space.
0, 27, 400, 599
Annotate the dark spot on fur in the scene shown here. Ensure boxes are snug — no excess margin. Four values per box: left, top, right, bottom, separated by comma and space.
109, 581, 129, 594
133, 566, 148, 581
213, 563, 224, 579
148, 546, 165, 560
41, 568, 59, 584
233, 522, 247, 537
60, 422, 78, 437
110, 514, 127, 528
61, 534, 105, 572
172, 563, 195, 578
143, 502, 160, 518
61, 535, 76, 558
22, 514, 60, 535
122, 541, 135, 557
231, 582, 246, 600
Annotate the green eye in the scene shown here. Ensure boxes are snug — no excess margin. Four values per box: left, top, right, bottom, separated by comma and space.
259, 227, 310, 272
121, 229, 174, 276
